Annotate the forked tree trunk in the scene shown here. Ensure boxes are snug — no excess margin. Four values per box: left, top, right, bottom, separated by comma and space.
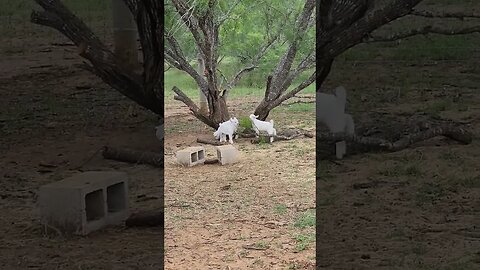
253, 0, 316, 121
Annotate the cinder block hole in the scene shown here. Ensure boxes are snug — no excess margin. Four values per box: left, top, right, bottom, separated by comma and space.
191, 152, 198, 162
217, 149, 222, 159
198, 150, 205, 160
85, 189, 105, 221
107, 182, 126, 213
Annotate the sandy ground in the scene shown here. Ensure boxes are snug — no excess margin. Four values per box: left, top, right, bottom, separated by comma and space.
1, 36, 163, 269
163, 98, 316, 269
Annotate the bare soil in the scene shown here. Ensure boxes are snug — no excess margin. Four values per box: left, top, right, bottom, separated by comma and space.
163, 98, 316, 269
317, 52, 480, 269
1, 37, 163, 269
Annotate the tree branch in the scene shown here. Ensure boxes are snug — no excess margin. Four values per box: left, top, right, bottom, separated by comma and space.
222, 27, 283, 98
31, 0, 163, 115
172, 86, 217, 128
170, 0, 206, 55
217, 0, 242, 24
268, 0, 315, 99
367, 25, 480, 42
411, 10, 480, 20
318, 0, 424, 64
273, 72, 316, 107
317, 124, 472, 154
165, 34, 209, 93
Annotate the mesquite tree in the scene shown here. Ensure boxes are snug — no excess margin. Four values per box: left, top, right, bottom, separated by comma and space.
31, 0, 163, 118
30, 0, 479, 131
166, 0, 316, 128
317, 0, 480, 91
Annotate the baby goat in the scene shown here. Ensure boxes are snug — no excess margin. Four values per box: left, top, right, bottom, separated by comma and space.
249, 114, 277, 143
214, 117, 239, 144
317, 86, 355, 159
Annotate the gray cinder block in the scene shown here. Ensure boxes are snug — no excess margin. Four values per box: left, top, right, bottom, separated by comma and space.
176, 146, 205, 166
38, 171, 129, 235
215, 145, 239, 165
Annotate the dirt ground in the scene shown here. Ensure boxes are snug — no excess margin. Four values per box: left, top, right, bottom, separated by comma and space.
163, 98, 316, 269
2, 1, 479, 269
317, 47, 480, 270
1, 36, 163, 269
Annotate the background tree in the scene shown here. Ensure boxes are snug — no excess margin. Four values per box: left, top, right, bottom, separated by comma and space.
30, 0, 479, 130
317, 0, 480, 91
165, 0, 316, 127
31, 0, 163, 118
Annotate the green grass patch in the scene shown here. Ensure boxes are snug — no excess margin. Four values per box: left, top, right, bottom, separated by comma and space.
273, 204, 288, 215
377, 163, 424, 178
238, 116, 252, 130
294, 233, 315, 252
415, 182, 447, 206
447, 175, 480, 190
254, 240, 270, 250
293, 209, 315, 229
282, 102, 314, 113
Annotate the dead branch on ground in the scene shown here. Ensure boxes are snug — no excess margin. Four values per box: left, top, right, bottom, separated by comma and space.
125, 210, 163, 227
102, 146, 163, 167
196, 138, 223, 146
317, 124, 472, 153
250, 129, 314, 144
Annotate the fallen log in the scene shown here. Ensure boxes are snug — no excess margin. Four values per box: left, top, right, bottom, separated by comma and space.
204, 158, 219, 164
317, 124, 473, 153
196, 138, 223, 146
125, 210, 163, 227
102, 146, 163, 167
250, 128, 314, 144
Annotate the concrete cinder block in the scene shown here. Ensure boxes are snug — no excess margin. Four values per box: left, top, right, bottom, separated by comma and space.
38, 171, 129, 235
216, 145, 239, 165
176, 146, 205, 166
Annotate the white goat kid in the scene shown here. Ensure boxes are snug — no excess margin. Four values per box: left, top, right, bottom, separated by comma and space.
249, 114, 277, 143
317, 86, 355, 159
213, 117, 239, 144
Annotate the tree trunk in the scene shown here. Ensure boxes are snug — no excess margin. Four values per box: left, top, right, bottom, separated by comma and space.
197, 51, 209, 115
252, 0, 316, 120
30, 0, 163, 116
208, 94, 230, 126
111, 0, 139, 71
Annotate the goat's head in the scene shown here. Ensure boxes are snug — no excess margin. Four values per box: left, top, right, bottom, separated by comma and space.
230, 117, 239, 126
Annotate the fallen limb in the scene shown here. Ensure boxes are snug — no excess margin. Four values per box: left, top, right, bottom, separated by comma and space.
125, 210, 163, 227
317, 124, 472, 153
205, 158, 219, 164
196, 138, 223, 146
250, 128, 314, 144
102, 146, 163, 167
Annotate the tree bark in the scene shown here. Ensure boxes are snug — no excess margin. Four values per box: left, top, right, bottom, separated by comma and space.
197, 138, 223, 146
317, 124, 472, 154
112, 0, 139, 71
197, 51, 209, 115
31, 0, 163, 115
102, 146, 163, 167
253, 0, 316, 120
125, 210, 164, 227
